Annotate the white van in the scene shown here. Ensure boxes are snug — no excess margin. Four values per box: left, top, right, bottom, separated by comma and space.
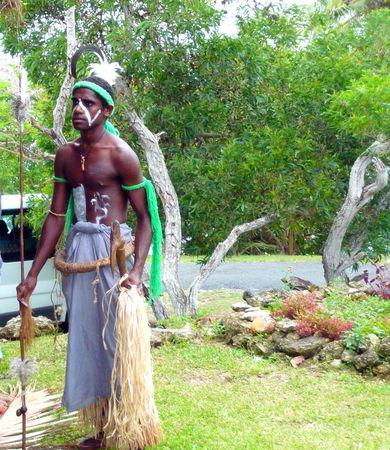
0, 194, 66, 327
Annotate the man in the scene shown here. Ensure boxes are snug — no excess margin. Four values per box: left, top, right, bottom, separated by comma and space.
17, 75, 153, 446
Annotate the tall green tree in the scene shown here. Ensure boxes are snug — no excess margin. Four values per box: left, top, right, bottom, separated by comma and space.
0, 2, 388, 256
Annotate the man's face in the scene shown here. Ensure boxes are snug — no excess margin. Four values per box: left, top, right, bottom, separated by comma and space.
71, 87, 111, 130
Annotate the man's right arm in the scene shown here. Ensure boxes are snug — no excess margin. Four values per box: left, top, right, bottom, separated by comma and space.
17, 147, 71, 304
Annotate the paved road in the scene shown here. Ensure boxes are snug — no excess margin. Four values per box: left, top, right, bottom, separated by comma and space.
178, 261, 369, 291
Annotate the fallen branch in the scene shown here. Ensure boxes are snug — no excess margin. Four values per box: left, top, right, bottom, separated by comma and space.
187, 214, 279, 309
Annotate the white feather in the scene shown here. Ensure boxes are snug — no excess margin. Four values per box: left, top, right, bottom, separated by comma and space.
88, 61, 122, 85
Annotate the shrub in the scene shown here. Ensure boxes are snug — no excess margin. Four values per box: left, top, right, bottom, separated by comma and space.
315, 317, 354, 341
276, 292, 319, 320
274, 292, 355, 340
296, 321, 314, 337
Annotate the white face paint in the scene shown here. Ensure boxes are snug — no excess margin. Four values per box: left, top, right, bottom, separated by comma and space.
73, 98, 101, 127
91, 192, 110, 225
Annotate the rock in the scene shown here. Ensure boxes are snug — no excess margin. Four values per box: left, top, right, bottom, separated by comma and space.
231, 334, 250, 348
356, 340, 368, 354
231, 303, 251, 312
275, 318, 297, 333
367, 334, 381, 348
290, 355, 305, 368
286, 276, 319, 292
285, 332, 300, 341
241, 310, 263, 321
330, 359, 342, 369
275, 319, 297, 334
247, 338, 275, 356
251, 313, 276, 334
378, 337, 390, 357
220, 313, 253, 341
243, 288, 287, 308
0, 315, 55, 339
347, 281, 374, 294
318, 341, 344, 361
271, 331, 286, 344
196, 312, 227, 326
353, 350, 380, 371
276, 336, 329, 358
372, 364, 390, 379
150, 324, 198, 347
341, 349, 357, 363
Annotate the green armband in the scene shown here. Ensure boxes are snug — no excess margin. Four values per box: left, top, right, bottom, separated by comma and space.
122, 178, 163, 303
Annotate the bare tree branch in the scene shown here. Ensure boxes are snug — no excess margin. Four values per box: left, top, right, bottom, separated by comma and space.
0, 146, 55, 162
52, 6, 77, 147
29, 116, 58, 140
187, 214, 279, 309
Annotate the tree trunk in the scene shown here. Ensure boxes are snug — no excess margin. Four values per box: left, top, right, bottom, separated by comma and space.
322, 139, 389, 283
115, 79, 189, 316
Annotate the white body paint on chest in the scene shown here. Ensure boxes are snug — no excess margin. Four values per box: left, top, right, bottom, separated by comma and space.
73, 99, 101, 127
91, 192, 110, 225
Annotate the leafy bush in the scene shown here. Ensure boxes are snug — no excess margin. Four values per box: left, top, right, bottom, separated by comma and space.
296, 321, 314, 337
314, 317, 354, 341
275, 292, 355, 340
272, 292, 319, 320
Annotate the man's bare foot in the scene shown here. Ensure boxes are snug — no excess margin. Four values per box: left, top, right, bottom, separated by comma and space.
78, 432, 105, 449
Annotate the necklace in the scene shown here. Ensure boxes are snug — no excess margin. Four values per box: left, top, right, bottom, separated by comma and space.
79, 129, 106, 172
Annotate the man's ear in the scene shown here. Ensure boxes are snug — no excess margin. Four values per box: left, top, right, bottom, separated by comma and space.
104, 104, 114, 117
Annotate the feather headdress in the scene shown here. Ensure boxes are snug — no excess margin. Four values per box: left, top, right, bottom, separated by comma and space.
71, 45, 121, 86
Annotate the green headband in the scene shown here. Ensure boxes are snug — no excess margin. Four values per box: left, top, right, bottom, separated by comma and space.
72, 81, 119, 136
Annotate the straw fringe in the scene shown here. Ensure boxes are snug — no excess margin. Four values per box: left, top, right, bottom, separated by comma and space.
78, 397, 109, 438
104, 285, 163, 449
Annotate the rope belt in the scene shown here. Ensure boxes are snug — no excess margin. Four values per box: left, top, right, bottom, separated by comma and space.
54, 241, 134, 274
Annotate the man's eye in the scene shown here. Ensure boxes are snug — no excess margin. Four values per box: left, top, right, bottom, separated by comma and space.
84, 101, 93, 107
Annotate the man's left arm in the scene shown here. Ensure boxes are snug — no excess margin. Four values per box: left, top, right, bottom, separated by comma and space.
116, 145, 152, 287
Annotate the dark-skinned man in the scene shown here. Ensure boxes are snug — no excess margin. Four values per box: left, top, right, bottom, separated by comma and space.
16, 75, 160, 448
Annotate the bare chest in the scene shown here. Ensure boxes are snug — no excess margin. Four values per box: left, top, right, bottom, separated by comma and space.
64, 148, 118, 190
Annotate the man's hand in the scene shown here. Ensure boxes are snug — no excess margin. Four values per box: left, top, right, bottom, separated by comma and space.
121, 269, 142, 289
16, 275, 37, 308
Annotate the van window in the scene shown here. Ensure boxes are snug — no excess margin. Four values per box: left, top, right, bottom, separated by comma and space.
0, 211, 38, 262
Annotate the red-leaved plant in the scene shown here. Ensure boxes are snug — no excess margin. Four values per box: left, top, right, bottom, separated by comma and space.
272, 292, 319, 320
363, 260, 390, 300
274, 292, 354, 340
314, 317, 354, 340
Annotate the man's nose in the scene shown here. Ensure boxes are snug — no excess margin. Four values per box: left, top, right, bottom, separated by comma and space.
73, 100, 83, 113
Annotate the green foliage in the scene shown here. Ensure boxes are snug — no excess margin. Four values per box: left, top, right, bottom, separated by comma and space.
0, 3, 389, 257
329, 73, 390, 138
324, 289, 390, 338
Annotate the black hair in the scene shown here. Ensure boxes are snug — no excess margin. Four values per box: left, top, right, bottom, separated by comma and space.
79, 76, 115, 106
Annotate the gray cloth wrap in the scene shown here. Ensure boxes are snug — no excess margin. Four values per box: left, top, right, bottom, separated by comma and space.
61, 221, 132, 412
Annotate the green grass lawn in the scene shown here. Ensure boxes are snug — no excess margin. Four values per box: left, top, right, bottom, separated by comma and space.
1, 288, 389, 449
